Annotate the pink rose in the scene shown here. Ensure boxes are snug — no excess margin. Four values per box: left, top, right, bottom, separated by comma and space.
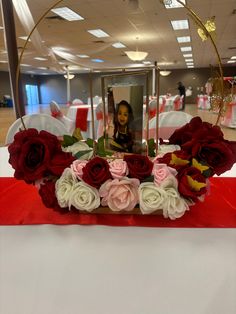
99, 177, 139, 212
109, 159, 129, 179
71, 159, 88, 179
152, 163, 177, 186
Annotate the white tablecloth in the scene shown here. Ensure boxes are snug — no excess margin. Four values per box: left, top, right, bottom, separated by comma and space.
1, 147, 236, 314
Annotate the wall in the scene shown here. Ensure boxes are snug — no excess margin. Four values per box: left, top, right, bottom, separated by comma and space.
1, 66, 236, 105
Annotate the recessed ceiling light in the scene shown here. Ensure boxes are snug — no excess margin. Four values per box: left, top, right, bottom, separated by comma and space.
183, 53, 193, 57
187, 66, 194, 68
185, 58, 193, 62
177, 36, 191, 43
171, 20, 189, 30
181, 46, 192, 52
0, 26, 4, 30
230, 56, 236, 59
34, 57, 48, 61
0, 60, 8, 63
51, 7, 84, 21
164, 0, 186, 9
227, 60, 236, 63
76, 54, 89, 58
112, 42, 126, 48
142, 61, 152, 65
91, 58, 104, 63
186, 63, 194, 66
87, 29, 110, 38
37, 67, 47, 70
21, 64, 30, 67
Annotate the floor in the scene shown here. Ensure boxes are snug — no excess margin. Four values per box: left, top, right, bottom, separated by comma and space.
0, 103, 235, 146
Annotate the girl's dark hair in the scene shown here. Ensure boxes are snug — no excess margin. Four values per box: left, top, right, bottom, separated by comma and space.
113, 100, 134, 135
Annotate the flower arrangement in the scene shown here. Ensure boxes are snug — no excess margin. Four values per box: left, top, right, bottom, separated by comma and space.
8, 117, 236, 220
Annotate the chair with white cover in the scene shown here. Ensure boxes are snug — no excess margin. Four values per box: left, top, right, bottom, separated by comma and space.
50, 100, 75, 134
148, 111, 193, 140
5, 113, 70, 145
72, 98, 83, 105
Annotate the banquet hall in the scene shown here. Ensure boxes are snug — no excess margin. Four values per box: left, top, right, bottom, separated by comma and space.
0, 1, 236, 314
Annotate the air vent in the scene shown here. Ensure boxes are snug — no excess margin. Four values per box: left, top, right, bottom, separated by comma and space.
228, 47, 236, 50
93, 40, 105, 44
45, 15, 64, 20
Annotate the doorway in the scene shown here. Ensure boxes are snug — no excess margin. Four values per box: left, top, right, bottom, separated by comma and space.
25, 84, 39, 113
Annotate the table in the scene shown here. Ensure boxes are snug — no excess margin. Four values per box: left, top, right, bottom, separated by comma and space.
66, 104, 98, 139
1, 147, 236, 314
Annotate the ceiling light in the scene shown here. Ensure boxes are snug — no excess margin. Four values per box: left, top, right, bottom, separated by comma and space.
51, 7, 84, 21
0, 60, 8, 63
21, 64, 30, 67
231, 56, 236, 59
160, 70, 171, 76
187, 66, 194, 68
183, 53, 193, 57
38, 67, 47, 70
227, 60, 236, 63
112, 42, 126, 48
142, 61, 152, 65
91, 58, 104, 63
0, 26, 4, 30
87, 29, 110, 38
19, 36, 31, 41
171, 20, 189, 30
77, 54, 89, 58
34, 57, 47, 61
164, 0, 186, 9
64, 74, 75, 79
177, 36, 191, 43
185, 58, 193, 62
125, 51, 148, 61
181, 46, 192, 52
186, 63, 194, 66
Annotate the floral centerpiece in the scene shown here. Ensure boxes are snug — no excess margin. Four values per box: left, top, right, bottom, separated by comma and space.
8, 117, 236, 220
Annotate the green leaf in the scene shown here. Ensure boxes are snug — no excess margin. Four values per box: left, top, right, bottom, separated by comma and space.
141, 175, 154, 183
86, 138, 94, 148
148, 138, 156, 157
61, 135, 78, 147
74, 149, 93, 159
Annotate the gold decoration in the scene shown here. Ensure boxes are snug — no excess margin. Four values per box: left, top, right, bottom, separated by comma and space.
197, 28, 208, 41
170, 153, 189, 166
192, 159, 209, 173
187, 176, 207, 192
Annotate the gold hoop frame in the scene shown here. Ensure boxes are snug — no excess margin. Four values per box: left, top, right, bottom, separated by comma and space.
15, 0, 225, 134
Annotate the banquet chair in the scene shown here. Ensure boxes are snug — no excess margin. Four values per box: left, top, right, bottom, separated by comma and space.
147, 111, 193, 140
5, 113, 70, 145
72, 98, 83, 105
50, 100, 75, 134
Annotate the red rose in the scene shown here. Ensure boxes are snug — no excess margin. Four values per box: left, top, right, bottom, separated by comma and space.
8, 128, 74, 183
124, 154, 153, 181
169, 117, 224, 146
38, 180, 59, 209
48, 151, 75, 176
157, 150, 190, 171
177, 166, 207, 202
82, 157, 112, 188
188, 140, 236, 176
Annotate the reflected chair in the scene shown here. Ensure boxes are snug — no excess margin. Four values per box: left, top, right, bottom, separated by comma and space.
147, 111, 193, 140
5, 113, 69, 145
50, 101, 75, 134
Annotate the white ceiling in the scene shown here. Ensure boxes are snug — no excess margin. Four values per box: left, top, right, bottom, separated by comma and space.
0, 0, 236, 75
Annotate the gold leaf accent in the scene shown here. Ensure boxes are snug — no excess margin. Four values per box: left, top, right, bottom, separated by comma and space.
192, 158, 209, 173
187, 175, 206, 191
170, 153, 189, 166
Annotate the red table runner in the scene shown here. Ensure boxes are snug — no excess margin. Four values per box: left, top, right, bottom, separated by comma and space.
0, 177, 236, 227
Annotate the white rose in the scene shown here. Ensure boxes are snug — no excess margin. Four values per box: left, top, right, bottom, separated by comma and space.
62, 141, 93, 160
162, 187, 189, 220
139, 182, 166, 214
156, 144, 181, 158
55, 168, 77, 208
69, 181, 100, 212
